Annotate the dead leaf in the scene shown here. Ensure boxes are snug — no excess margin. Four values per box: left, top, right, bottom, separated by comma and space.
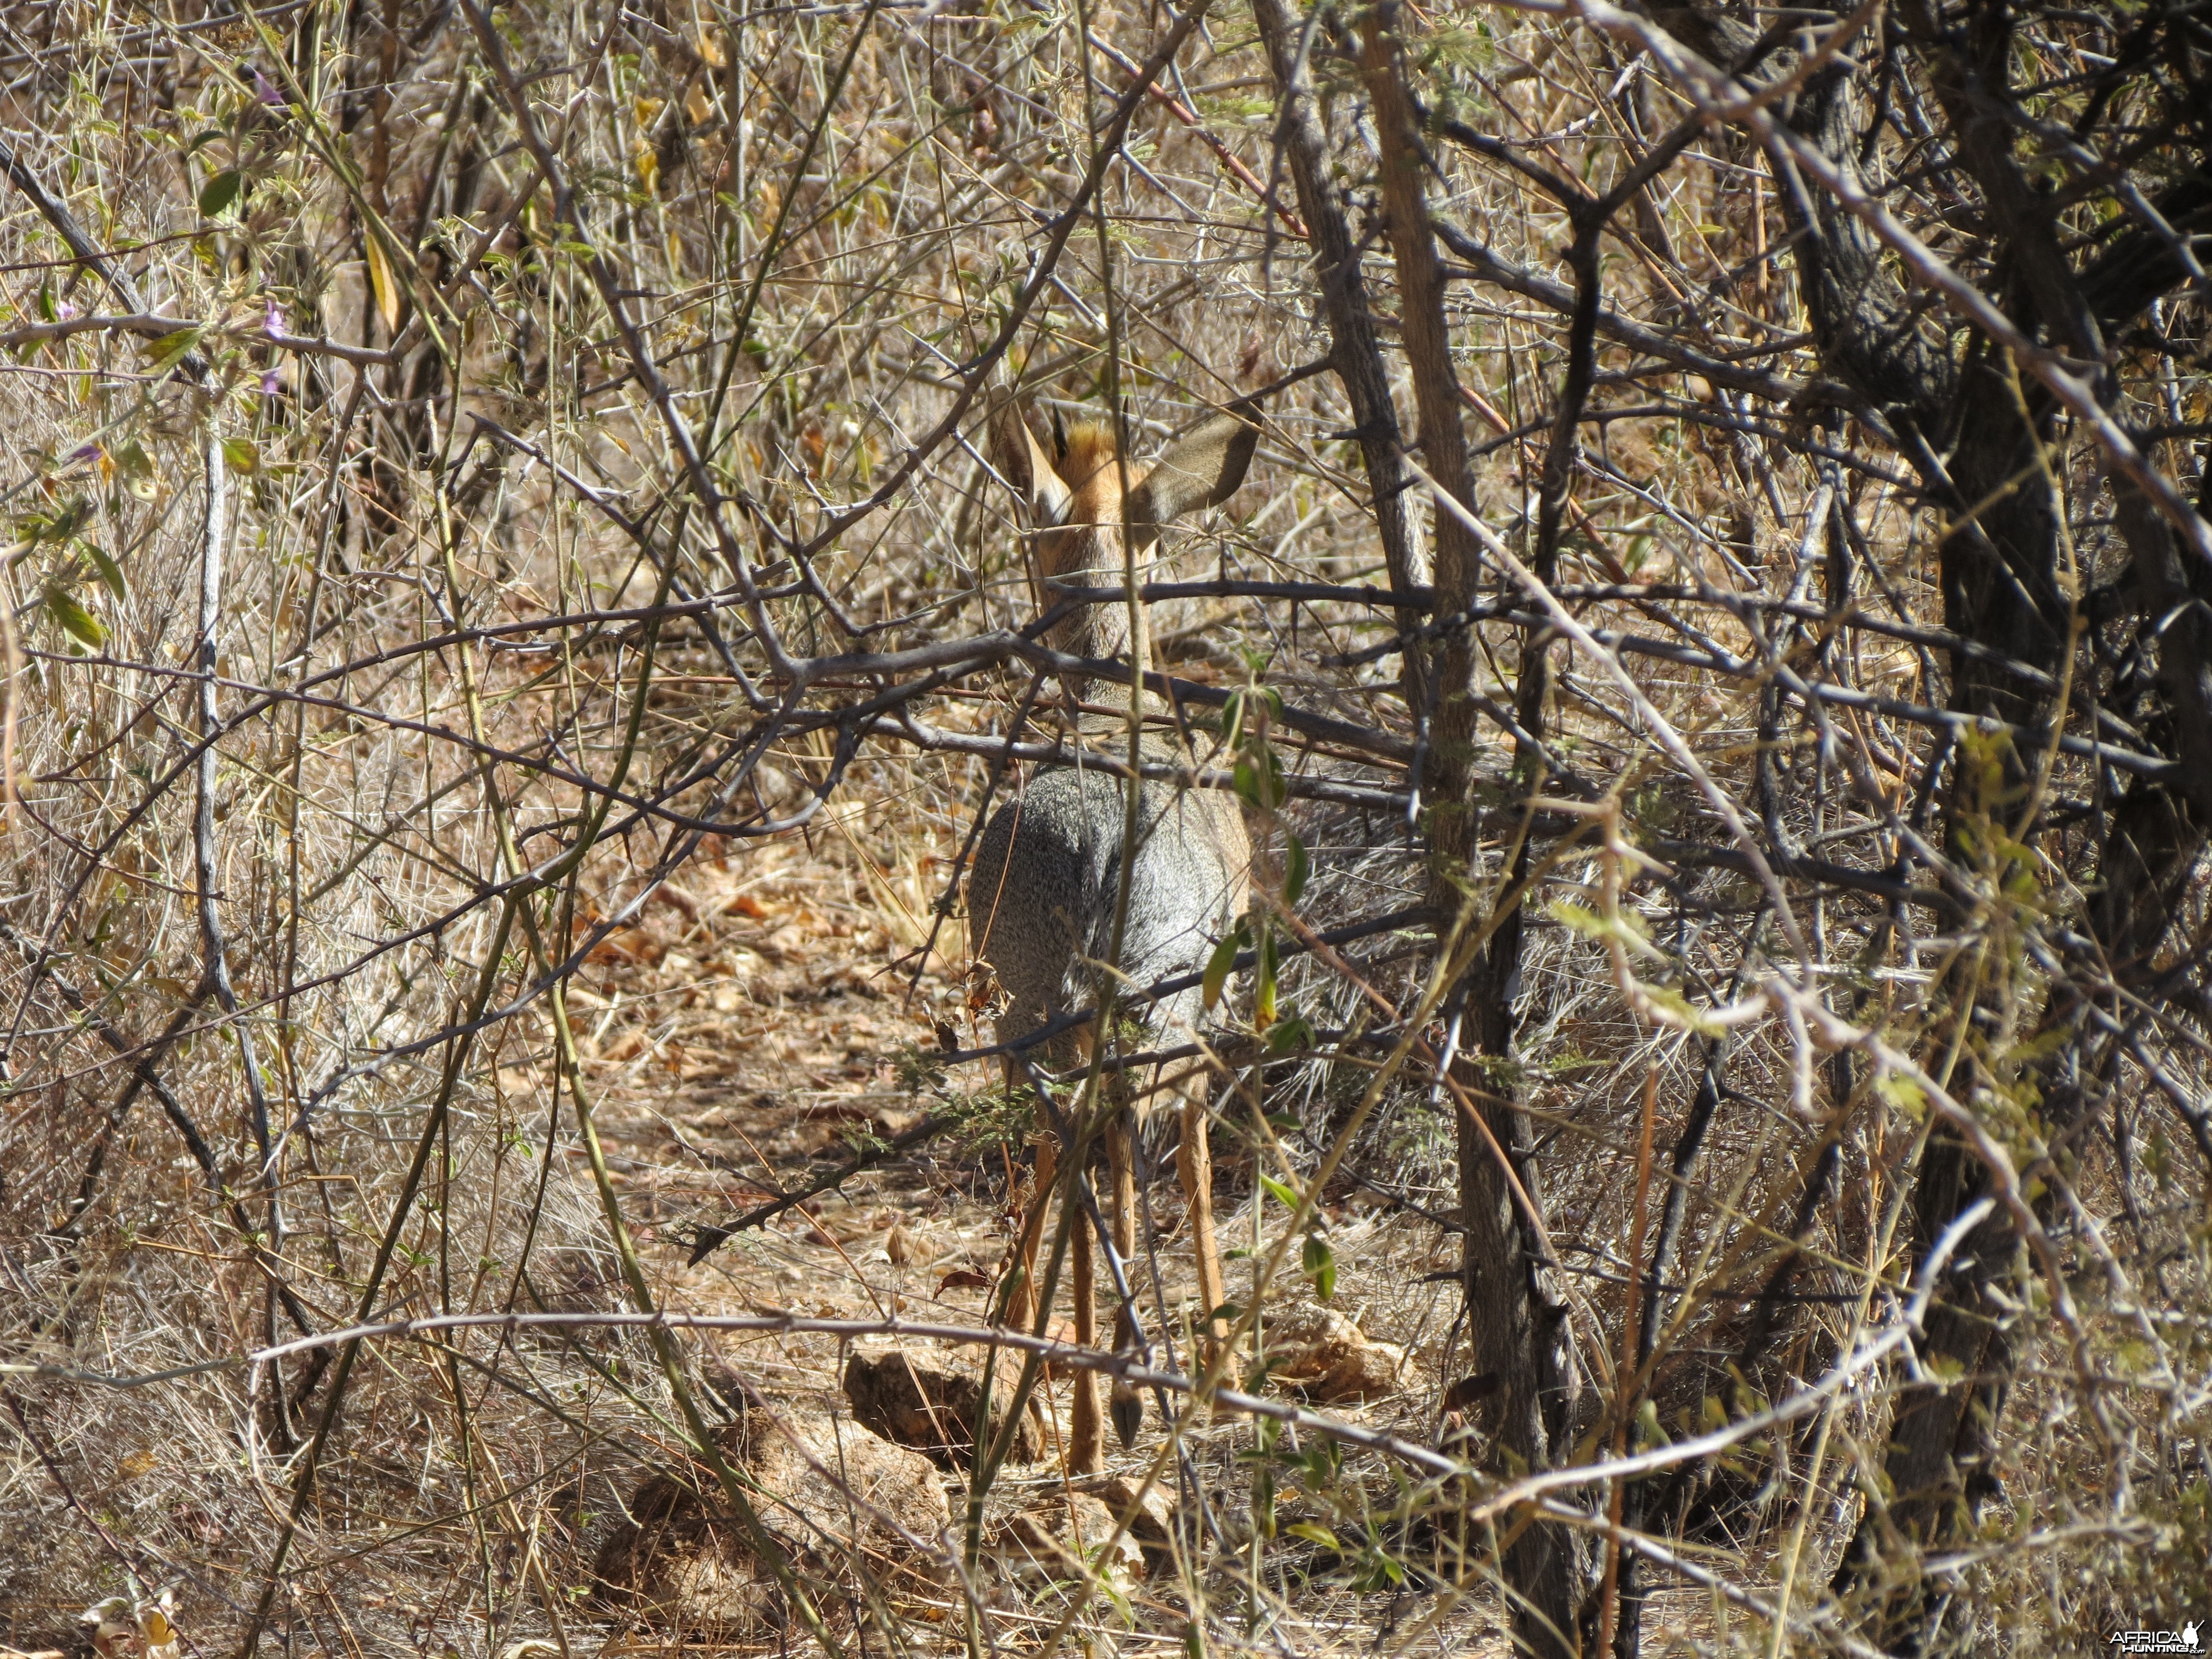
364, 233, 400, 334
80, 1593, 178, 1659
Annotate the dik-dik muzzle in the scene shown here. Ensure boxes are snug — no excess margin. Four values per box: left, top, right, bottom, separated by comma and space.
988, 396, 1262, 672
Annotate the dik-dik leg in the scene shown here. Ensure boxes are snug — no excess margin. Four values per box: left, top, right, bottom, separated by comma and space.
1061, 1052, 1106, 1472
1103, 1097, 1143, 1448
1003, 1123, 1053, 1334
1093, 1068, 1223, 1446
1172, 1067, 1227, 1357
1084, 1068, 1225, 1378
1067, 1178, 1103, 1472
998, 1074, 1105, 1472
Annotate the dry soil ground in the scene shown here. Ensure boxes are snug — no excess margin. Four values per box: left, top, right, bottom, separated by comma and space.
545, 817, 1719, 1659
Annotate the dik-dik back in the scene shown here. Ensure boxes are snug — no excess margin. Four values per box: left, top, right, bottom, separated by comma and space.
968, 398, 1258, 1068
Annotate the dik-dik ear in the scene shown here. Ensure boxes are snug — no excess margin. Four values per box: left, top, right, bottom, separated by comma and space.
1127, 399, 1261, 545
987, 394, 1073, 528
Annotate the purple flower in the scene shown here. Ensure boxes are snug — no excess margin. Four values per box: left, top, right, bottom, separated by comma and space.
66, 442, 102, 466
255, 68, 285, 108
264, 297, 287, 338
261, 368, 283, 397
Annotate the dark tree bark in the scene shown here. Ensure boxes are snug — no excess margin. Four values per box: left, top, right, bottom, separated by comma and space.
1750, 6, 2212, 1647
1249, 0, 1418, 619
1599, 2, 2212, 1649
1362, 7, 1595, 1650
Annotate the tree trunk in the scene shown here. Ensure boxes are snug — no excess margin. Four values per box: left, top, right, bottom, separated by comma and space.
1364, 7, 1592, 1650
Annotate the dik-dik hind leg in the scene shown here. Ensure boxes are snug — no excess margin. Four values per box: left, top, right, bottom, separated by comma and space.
1104, 1104, 1143, 1448
1003, 1129, 1056, 1333
1067, 1192, 1103, 1472
998, 1104, 1104, 1470
1174, 1072, 1227, 1358
1066, 1055, 1113, 1472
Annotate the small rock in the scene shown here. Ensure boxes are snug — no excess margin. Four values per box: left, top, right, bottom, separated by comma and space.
593, 1404, 947, 1634
886, 1220, 940, 1266
1264, 1303, 1408, 1403
593, 1479, 784, 1634
874, 1105, 926, 1137
740, 1402, 948, 1542
992, 1491, 1146, 1582
1077, 1473, 1180, 1558
843, 1343, 1044, 1467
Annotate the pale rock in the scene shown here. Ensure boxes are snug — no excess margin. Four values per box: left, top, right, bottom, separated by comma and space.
1264, 1303, 1408, 1403
593, 1404, 947, 1634
843, 1343, 1044, 1467
992, 1491, 1146, 1582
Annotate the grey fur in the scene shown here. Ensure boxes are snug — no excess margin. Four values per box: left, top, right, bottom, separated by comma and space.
969, 764, 1245, 1082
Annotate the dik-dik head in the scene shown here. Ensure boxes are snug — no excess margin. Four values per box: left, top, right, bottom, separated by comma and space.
989, 395, 1261, 669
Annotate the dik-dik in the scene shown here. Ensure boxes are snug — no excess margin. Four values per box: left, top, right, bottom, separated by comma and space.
968, 393, 1258, 1473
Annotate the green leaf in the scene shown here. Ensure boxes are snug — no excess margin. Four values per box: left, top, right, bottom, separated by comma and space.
44, 586, 106, 648
85, 545, 127, 602
114, 440, 158, 501
18, 498, 89, 545
197, 169, 243, 217
1265, 1014, 1313, 1053
142, 326, 202, 369
1206, 1301, 1243, 1326
220, 437, 259, 474
1259, 1173, 1300, 1212
1282, 832, 1309, 906
36, 273, 54, 322
1302, 1232, 1335, 1301
1285, 1521, 1339, 1550
1232, 748, 1285, 811
1221, 687, 1247, 754
1254, 926, 1277, 1026
1876, 1071, 1926, 1118
184, 128, 228, 156
1201, 921, 1245, 1012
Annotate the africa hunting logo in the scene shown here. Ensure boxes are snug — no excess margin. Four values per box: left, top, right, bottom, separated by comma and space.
2111, 1621, 2201, 1655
